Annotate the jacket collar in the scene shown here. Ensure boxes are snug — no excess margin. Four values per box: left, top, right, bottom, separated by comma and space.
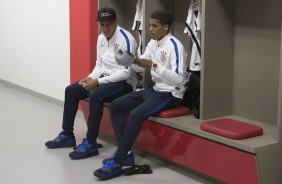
157, 33, 171, 47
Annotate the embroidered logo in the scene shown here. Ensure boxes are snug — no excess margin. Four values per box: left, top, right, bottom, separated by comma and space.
114, 43, 119, 50
160, 50, 167, 62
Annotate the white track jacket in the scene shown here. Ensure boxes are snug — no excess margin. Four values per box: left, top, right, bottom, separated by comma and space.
88, 26, 137, 88
140, 33, 187, 99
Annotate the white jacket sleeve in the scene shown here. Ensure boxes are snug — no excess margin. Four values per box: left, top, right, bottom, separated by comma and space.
139, 40, 153, 60
98, 68, 130, 84
88, 36, 102, 79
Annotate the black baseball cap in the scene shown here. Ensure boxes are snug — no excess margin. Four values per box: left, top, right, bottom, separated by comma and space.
97, 7, 117, 21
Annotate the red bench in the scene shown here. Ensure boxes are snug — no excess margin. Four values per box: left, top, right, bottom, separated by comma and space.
154, 106, 192, 118
200, 118, 263, 140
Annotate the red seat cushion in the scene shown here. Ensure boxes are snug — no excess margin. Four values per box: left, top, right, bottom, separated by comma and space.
155, 106, 192, 118
200, 118, 263, 140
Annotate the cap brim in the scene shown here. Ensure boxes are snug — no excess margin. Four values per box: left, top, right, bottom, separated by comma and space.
97, 18, 116, 21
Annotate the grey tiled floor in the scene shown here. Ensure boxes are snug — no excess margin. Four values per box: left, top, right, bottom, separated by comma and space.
0, 82, 219, 184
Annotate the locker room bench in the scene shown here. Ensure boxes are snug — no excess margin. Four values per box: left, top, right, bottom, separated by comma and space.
80, 100, 280, 184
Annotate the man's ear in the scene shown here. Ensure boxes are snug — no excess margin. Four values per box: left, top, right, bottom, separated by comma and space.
164, 24, 169, 32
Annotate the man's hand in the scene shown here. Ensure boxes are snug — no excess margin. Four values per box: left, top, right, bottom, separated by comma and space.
78, 77, 92, 87
83, 79, 99, 91
135, 58, 153, 68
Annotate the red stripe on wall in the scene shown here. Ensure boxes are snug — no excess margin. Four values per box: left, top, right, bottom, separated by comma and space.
69, 0, 98, 83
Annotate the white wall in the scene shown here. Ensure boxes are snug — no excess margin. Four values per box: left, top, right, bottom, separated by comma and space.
0, 0, 70, 101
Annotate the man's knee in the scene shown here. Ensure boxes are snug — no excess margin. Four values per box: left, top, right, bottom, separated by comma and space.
109, 99, 120, 111
65, 83, 77, 94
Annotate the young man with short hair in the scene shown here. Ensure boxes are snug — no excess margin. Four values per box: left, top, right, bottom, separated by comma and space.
45, 7, 137, 160
94, 9, 187, 180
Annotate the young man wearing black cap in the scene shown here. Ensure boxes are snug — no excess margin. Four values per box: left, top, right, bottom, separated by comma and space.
94, 10, 187, 180
45, 7, 137, 160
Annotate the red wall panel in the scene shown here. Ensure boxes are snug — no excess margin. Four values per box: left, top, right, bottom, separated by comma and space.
69, 0, 98, 83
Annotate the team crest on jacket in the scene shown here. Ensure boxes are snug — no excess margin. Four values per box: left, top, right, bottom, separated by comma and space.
160, 50, 167, 62
114, 43, 119, 50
